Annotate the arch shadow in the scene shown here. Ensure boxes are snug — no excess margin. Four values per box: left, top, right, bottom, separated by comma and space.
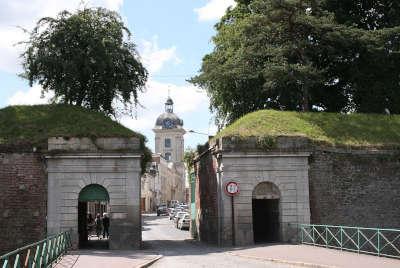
78, 184, 110, 249
252, 182, 281, 243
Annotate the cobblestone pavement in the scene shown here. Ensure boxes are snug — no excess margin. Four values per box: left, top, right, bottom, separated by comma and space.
142, 214, 298, 268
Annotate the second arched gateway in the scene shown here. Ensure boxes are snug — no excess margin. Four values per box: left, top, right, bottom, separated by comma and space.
193, 139, 311, 246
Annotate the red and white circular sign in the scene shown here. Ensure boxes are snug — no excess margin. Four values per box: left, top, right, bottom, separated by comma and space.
225, 181, 239, 196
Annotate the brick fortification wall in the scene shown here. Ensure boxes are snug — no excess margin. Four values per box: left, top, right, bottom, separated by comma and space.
309, 149, 400, 229
0, 153, 47, 255
195, 150, 219, 244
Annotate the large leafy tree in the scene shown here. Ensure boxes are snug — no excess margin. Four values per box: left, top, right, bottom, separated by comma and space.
21, 8, 148, 116
323, 0, 400, 29
191, 0, 400, 125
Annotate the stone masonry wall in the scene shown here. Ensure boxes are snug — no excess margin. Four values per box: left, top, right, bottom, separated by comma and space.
195, 150, 219, 244
0, 153, 47, 255
47, 137, 143, 250
221, 152, 311, 246
309, 148, 400, 228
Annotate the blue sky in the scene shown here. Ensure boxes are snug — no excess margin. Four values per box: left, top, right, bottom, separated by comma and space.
0, 0, 236, 152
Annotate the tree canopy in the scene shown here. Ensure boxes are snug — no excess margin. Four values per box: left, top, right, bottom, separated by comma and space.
21, 8, 148, 116
191, 0, 400, 126
184, 147, 196, 175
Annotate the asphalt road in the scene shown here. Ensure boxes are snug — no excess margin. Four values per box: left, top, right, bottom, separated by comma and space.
142, 213, 297, 268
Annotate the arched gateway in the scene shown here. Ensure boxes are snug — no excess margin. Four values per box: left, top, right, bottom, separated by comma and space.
46, 137, 143, 249
252, 182, 281, 243
78, 184, 110, 248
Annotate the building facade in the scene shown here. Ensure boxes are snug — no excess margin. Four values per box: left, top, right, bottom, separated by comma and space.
46, 137, 142, 250
0, 136, 144, 254
193, 136, 400, 247
141, 97, 186, 211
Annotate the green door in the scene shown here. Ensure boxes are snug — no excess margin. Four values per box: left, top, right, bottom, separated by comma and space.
79, 184, 110, 202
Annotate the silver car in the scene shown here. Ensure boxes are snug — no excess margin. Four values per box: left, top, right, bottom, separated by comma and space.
174, 212, 187, 228
178, 214, 190, 230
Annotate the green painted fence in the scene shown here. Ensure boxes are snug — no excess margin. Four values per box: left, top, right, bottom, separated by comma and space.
0, 231, 71, 268
299, 224, 400, 258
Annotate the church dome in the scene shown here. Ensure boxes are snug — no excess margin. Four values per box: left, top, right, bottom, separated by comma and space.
155, 97, 184, 129
155, 112, 183, 128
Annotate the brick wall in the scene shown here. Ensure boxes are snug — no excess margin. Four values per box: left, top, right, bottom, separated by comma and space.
309, 149, 400, 228
0, 153, 47, 255
195, 150, 219, 244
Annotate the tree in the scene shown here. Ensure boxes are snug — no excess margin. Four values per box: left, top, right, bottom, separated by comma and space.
21, 8, 148, 116
191, 0, 400, 125
184, 147, 196, 176
323, 0, 400, 30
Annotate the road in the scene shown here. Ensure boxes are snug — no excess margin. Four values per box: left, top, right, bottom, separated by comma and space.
142, 214, 297, 268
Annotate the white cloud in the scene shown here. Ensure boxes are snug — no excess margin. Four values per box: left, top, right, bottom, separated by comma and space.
6, 78, 215, 151
6, 78, 212, 135
0, 0, 124, 74
194, 0, 236, 22
119, 79, 208, 132
7, 85, 53, 105
139, 36, 181, 74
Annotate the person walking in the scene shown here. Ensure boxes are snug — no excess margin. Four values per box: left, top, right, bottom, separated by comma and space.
95, 213, 102, 239
102, 212, 110, 239
87, 213, 94, 239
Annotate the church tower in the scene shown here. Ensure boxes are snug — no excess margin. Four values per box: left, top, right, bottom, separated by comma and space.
153, 97, 185, 164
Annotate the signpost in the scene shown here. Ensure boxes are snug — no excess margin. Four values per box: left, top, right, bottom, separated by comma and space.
226, 181, 239, 196
225, 181, 239, 246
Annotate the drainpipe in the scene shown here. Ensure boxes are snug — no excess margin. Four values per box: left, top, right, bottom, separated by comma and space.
215, 150, 223, 247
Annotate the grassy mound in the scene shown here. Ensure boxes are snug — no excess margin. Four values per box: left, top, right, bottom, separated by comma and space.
216, 110, 400, 147
0, 104, 143, 148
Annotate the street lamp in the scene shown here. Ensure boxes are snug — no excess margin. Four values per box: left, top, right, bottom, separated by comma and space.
187, 129, 210, 136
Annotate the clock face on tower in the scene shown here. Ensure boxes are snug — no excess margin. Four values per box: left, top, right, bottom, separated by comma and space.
163, 119, 174, 129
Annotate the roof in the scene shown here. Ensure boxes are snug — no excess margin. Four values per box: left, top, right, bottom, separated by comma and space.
165, 97, 173, 105
155, 112, 184, 128
216, 110, 400, 147
0, 104, 145, 149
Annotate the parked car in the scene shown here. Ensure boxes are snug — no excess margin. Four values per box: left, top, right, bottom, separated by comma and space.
177, 214, 190, 230
156, 204, 168, 216
172, 208, 183, 219
179, 204, 188, 211
170, 200, 179, 208
174, 212, 188, 228
168, 208, 176, 220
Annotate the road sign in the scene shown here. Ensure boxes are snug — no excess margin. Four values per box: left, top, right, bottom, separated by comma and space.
225, 181, 239, 196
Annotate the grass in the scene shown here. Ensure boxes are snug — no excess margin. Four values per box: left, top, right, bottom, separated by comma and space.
216, 110, 400, 147
0, 104, 144, 148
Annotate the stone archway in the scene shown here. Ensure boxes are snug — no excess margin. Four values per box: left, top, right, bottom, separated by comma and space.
252, 182, 281, 243
78, 184, 110, 248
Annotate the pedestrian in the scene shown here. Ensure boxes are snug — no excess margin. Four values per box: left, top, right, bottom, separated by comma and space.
87, 213, 94, 238
102, 212, 110, 238
95, 213, 102, 239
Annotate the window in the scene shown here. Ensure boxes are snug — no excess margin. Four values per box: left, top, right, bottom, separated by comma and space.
165, 152, 171, 161
165, 138, 171, 148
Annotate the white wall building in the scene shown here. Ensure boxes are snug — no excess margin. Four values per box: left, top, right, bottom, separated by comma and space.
141, 97, 186, 211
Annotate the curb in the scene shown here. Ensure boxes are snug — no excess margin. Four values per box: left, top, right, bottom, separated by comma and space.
227, 252, 337, 268
137, 255, 163, 268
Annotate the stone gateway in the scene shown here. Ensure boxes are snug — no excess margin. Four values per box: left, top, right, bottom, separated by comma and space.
193, 136, 400, 246
46, 137, 142, 249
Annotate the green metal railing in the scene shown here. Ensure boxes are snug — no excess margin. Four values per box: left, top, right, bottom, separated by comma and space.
299, 224, 400, 258
0, 231, 71, 268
